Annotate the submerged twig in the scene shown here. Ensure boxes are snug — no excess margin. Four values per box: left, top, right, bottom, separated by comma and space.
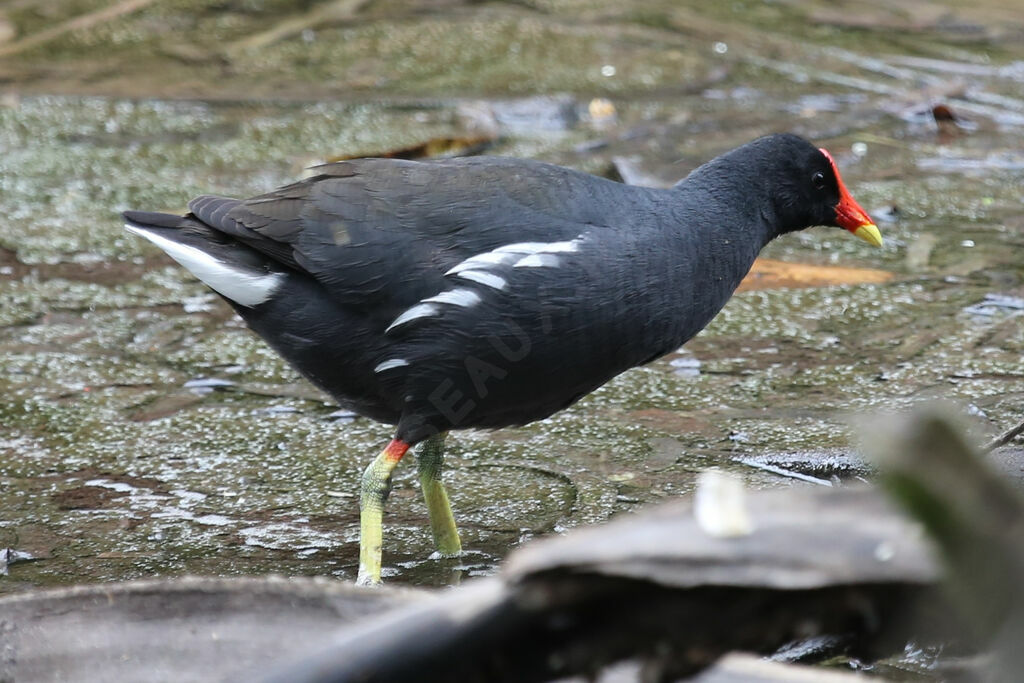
984, 417, 1024, 452
736, 458, 833, 487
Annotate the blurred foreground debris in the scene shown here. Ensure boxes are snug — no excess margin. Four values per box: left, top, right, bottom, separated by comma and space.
864, 406, 1024, 681
0, 577, 426, 682
7, 407, 1023, 682
264, 484, 938, 683
0, 485, 938, 682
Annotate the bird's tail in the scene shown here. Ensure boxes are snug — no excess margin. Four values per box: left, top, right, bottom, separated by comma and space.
123, 210, 284, 308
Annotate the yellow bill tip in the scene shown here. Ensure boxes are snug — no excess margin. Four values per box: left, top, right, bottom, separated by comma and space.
853, 223, 883, 247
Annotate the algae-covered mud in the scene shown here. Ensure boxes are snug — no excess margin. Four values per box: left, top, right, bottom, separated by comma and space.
2, 1, 1024, 593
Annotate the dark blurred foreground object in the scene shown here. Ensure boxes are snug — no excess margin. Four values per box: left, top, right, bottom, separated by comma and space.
1, 484, 935, 683
10, 408, 1019, 683
0, 576, 424, 683
864, 406, 1024, 681
262, 484, 938, 683
266, 406, 1024, 683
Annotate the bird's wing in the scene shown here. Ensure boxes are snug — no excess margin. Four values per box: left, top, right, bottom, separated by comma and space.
372, 227, 681, 432
188, 157, 632, 310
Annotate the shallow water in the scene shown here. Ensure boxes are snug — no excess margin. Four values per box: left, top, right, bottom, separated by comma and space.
2, 1, 1024, 594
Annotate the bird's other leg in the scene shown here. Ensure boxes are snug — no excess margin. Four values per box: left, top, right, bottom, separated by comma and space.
416, 432, 462, 557
357, 438, 409, 586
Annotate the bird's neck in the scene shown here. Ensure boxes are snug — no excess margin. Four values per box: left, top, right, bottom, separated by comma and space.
657, 175, 778, 346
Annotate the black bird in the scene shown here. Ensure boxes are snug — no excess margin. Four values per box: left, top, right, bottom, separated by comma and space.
124, 133, 881, 585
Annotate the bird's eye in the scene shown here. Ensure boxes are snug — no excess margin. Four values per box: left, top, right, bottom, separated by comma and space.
811, 171, 827, 190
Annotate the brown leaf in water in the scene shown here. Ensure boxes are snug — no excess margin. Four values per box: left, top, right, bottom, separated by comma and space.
739, 258, 893, 292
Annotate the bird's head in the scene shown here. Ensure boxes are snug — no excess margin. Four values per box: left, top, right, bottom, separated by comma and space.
763, 134, 882, 247
815, 147, 882, 246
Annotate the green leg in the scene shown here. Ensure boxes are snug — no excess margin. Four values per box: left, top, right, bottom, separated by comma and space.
416, 433, 462, 557
357, 439, 409, 586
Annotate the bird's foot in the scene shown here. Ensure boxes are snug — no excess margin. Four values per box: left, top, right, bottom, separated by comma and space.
355, 564, 383, 587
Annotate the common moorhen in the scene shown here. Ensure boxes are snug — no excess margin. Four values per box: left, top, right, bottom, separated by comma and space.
124, 133, 881, 585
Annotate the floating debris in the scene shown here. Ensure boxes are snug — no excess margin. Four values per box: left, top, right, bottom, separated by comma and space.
740, 451, 870, 481
917, 151, 1024, 173
489, 95, 579, 132
192, 514, 234, 527
962, 293, 1024, 318
669, 354, 702, 378
738, 259, 893, 292
326, 409, 358, 423
183, 377, 236, 394
694, 471, 754, 538
182, 294, 216, 313
585, 97, 616, 128
0, 547, 35, 576
255, 404, 300, 416
872, 205, 902, 224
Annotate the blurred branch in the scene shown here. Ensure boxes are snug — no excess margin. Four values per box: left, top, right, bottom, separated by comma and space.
225, 0, 371, 55
0, 0, 157, 59
863, 406, 1024, 679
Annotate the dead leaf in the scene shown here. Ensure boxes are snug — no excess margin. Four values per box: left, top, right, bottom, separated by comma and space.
739, 258, 893, 291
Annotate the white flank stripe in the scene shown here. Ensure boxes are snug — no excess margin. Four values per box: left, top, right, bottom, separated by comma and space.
422, 289, 482, 308
514, 253, 560, 268
374, 358, 410, 373
456, 270, 508, 290
446, 237, 583, 276
126, 225, 282, 307
386, 303, 439, 333
445, 252, 517, 275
